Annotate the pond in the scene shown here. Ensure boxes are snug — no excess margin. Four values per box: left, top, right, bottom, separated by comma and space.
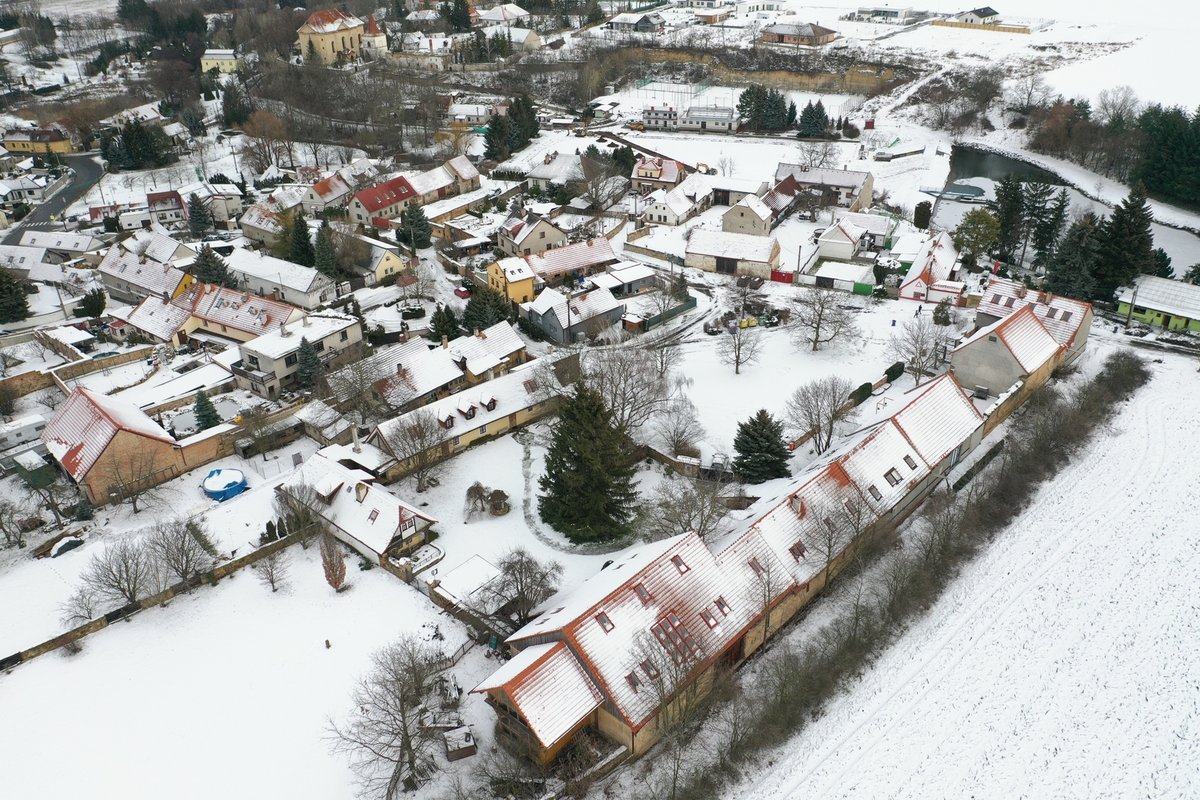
946, 145, 1063, 186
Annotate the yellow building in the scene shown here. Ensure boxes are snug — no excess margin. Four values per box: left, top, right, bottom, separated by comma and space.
200, 48, 243, 73
488, 256, 537, 305
297, 9, 365, 65
3, 127, 74, 154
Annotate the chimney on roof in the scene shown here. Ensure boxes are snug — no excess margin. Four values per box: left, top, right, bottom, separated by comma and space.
354, 482, 368, 503
474, 328, 481, 338
302, 314, 310, 326
280, 319, 290, 337
587, 238, 594, 246
352, 425, 362, 454
441, 335, 449, 349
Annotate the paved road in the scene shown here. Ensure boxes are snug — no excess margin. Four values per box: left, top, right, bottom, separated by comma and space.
2, 153, 105, 245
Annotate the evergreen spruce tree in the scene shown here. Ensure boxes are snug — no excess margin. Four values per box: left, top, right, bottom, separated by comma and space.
797, 100, 819, 136
1045, 212, 1102, 300
191, 244, 235, 287
812, 99, 829, 131
462, 284, 510, 331
396, 204, 432, 249
76, 288, 106, 317
0, 268, 30, 323
1184, 264, 1200, 285
221, 81, 250, 127
1031, 188, 1069, 274
1149, 247, 1174, 278
733, 410, 791, 484
1017, 180, 1053, 264
537, 385, 637, 543
193, 389, 221, 430
483, 114, 513, 161
187, 193, 213, 238
296, 337, 321, 388
314, 221, 338, 279
287, 211, 315, 267
786, 101, 797, 129
427, 304, 462, 342
914, 200, 933, 230
989, 175, 1025, 261
1094, 184, 1155, 299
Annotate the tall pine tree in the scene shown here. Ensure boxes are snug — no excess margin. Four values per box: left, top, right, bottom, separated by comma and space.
732, 409, 791, 484
187, 193, 213, 238
314, 221, 338, 279
0, 268, 30, 323
1093, 183, 1155, 299
462, 283, 510, 331
191, 244, 235, 287
483, 114, 513, 161
1045, 212, 1102, 300
1031, 188, 1069, 274
989, 175, 1025, 262
1017, 180, 1053, 264
427, 305, 462, 342
193, 389, 221, 430
296, 337, 321, 388
537, 385, 637, 543
287, 211, 315, 267
396, 204, 432, 249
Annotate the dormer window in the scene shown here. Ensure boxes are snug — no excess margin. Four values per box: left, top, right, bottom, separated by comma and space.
868, 485, 882, 501
634, 583, 652, 603
884, 468, 902, 487
748, 557, 765, 577
700, 609, 718, 628
641, 660, 659, 679
367, 509, 379, 523
714, 596, 731, 616
625, 671, 641, 691
788, 541, 807, 560
903, 455, 918, 470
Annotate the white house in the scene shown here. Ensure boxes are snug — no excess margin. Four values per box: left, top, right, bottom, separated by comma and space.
722, 195, 774, 236
476, 3, 530, 26
955, 6, 1000, 24
223, 247, 337, 310
520, 287, 624, 344
817, 219, 868, 260
234, 312, 362, 398
679, 106, 737, 133
685, 228, 781, 277
497, 214, 568, 257
898, 231, 963, 303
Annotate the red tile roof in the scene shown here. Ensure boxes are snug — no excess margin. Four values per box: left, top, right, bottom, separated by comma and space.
41, 387, 174, 481
353, 176, 416, 214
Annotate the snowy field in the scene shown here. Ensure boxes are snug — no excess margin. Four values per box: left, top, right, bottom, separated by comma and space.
593, 82, 862, 125
723, 342, 1200, 800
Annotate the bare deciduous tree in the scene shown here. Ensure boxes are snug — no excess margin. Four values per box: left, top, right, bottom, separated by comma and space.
0, 498, 29, 548
26, 476, 79, 528
785, 376, 856, 455
584, 347, 672, 437
797, 140, 835, 168
146, 519, 215, 583
330, 636, 445, 799
80, 538, 161, 607
1095, 85, 1141, 125
60, 585, 100, 628
654, 395, 703, 456
255, 549, 291, 593
887, 315, 953, 385
792, 288, 858, 352
320, 531, 348, 592
239, 111, 290, 174
717, 326, 762, 374
109, 448, 170, 513
382, 409, 447, 492
324, 358, 382, 424
487, 547, 564, 627
647, 477, 730, 541
1009, 73, 1052, 112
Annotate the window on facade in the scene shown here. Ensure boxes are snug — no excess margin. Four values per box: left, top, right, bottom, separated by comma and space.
284, 354, 298, 366
868, 484, 882, 501
340, 331, 349, 341
634, 583, 652, 603
884, 468, 902, 486
478, 425, 487, 435
671, 555, 689, 574
596, 612, 614, 632
539, 231, 545, 239
715, 596, 731, 615
314, 341, 325, 352
246, 355, 259, 368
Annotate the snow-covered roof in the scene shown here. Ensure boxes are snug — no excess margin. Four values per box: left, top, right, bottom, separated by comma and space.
634, 157, 684, 184
686, 229, 779, 263
447, 321, 525, 376
525, 238, 616, 277
900, 231, 957, 293
890, 232, 927, 260
527, 153, 583, 185
281, 452, 435, 557
41, 325, 94, 346
299, 8, 363, 34
730, 194, 773, 222
762, 22, 837, 37
477, 3, 529, 22
978, 276, 1091, 347
308, 173, 353, 204
19, 230, 104, 253
838, 210, 896, 237
955, 304, 1062, 374
41, 387, 174, 481
813, 260, 872, 283
774, 164, 871, 192
406, 166, 454, 198
0, 244, 50, 269
113, 295, 193, 340
589, 262, 657, 291
372, 358, 559, 452
445, 155, 480, 183
495, 256, 535, 282
890, 373, 985, 466
523, 286, 622, 330
819, 218, 867, 245
180, 284, 300, 337
473, 641, 603, 748
224, 247, 333, 295
427, 554, 504, 614
121, 228, 193, 265
240, 312, 357, 359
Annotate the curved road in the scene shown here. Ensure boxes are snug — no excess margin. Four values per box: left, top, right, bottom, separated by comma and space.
2, 153, 105, 245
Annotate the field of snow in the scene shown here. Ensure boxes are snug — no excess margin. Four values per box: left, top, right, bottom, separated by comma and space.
724, 343, 1200, 800
593, 82, 862, 125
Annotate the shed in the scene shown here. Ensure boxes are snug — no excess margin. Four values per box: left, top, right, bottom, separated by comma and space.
813, 261, 874, 295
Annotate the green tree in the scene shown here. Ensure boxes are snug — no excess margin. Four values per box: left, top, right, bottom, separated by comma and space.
989, 174, 1025, 261
287, 210, 315, 267
395, 204, 432, 249
538, 385, 637, 543
1044, 212, 1102, 300
483, 114, 513, 161
1031, 188, 1070, 274
187, 193, 213, 238
0, 268, 29, 323
952, 208, 1000, 268
732, 409, 791, 484
296, 337, 321, 388
193, 389, 221, 430
427, 305, 462, 342
933, 297, 953, 325
462, 283, 510, 331
221, 81, 251, 127
1148, 247, 1174, 278
75, 288, 106, 318
191, 244, 235, 287
913, 200, 932, 230
1184, 264, 1200, 285
1018, 180, 1054, 264
314, 221, 338, 279
440, 0, 471, 31
1093, 184, 1155, 299
586, 3, 604, 23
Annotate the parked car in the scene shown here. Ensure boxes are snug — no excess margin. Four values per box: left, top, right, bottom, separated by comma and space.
454, 286, 472, 299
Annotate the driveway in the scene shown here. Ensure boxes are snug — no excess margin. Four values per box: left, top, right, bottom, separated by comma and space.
3, 153, 105, 245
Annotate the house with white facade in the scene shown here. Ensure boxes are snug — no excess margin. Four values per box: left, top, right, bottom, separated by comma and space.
234, 312, 362, 398
223, 247, 337, 310
898, 232, 963, 303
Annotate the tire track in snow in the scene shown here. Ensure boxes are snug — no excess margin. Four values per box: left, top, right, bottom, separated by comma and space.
747, 376, 1167, 800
